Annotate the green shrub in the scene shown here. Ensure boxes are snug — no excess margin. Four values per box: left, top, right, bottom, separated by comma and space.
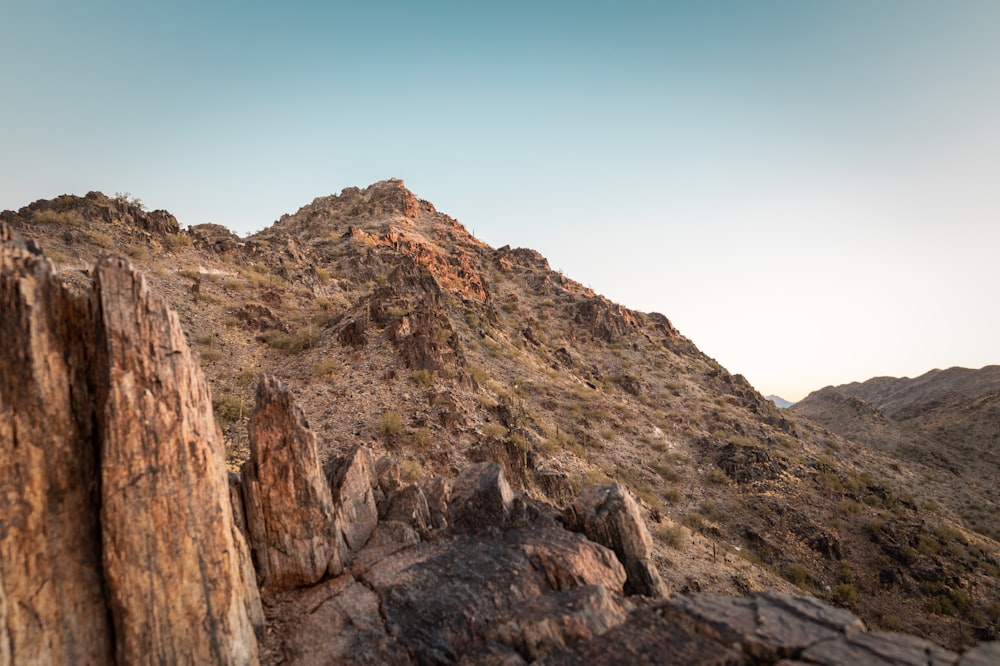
682, 513, 704, 531
412, 427, 433, 450
261, 327, 319, 353
313, 358, 339, 379
704, 467, 729, 485
84, 230, 115, 249
33, 209, 84, 226
162, 233, 193, 250
657, 523, 687, 551
213, 394, 245, 424
482, 422, 508, 440
411, 369, 434, 387
379, 412, 405, 440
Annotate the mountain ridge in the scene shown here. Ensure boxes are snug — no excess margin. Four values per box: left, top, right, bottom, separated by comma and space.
3, 179, 999, 651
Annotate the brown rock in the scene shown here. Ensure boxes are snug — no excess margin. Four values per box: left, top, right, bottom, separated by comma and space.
327, 445, 379, 552
419, 475, 450, 530
0, 232, 113, 664
265, 576, 410, 666
661, 592, 865, 661
563, 484, 668, 597
449, 462, 514, 532
539, 602, 746, 666
485, 585, 630, 662
94, 255, 259, 664
799, 630, 958, 665
382, 483, 432, 532
960, 641, 1000, 665
242, 374, 342, 591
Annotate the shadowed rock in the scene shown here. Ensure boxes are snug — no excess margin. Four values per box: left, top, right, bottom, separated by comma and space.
563, 483, 668, 598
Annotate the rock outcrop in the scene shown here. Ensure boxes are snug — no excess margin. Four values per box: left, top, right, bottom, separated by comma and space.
564, 483, 668, 598
3, 222, 996, 665
0, 223, 259, 664
241, 375, 344, 591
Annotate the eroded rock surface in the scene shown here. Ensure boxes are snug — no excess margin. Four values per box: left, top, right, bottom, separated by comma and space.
563, 483, 668, 598
0, 224, 258, 664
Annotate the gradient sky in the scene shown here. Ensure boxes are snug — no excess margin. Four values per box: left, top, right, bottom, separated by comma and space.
3, 1, 999, 401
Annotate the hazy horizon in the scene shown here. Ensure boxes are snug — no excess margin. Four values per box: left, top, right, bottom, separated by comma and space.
4, 1, 999, 402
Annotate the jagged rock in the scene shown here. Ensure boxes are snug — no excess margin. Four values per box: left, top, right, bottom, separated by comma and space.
538, 601, 745, 666
960, 641, 1000, 665
449, 462, 514, 532
563, 484, 668, 598
572, 296, 640, 342
716, 442, 781, 484
359, 525, 627, 663
0, 232, 113, 664
237, 303, 288, 333
798, 630, 958, 665
327, 445, 379, 552
266, 576, 410, 666
94, 255, 259, 664
485, 585, 630, 662
242, 374, 343, 591
383, 483, 432, 532
419, 475, 451, 530
661, 591, 865, 661
190, 222, 241, 253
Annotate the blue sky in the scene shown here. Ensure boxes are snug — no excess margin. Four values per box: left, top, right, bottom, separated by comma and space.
3, 1, 999, 400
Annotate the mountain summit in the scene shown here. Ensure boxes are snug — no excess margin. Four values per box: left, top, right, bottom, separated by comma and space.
2, 181, 999, 654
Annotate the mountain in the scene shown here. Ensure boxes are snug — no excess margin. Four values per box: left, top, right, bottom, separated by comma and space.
794, 367, 1000, 544
766, 394, 794, 409
3, 180, 999, 654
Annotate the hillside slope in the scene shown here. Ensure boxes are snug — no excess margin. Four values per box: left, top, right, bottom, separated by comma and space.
4, 180, 999, 650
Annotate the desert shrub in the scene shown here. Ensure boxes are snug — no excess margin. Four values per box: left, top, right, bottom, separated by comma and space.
482, 422, 507, 440
379, 412, 405, 440
84, 230, 115, 249
467, 365, 490, 385
261, 327, 318, 353
657, 523, 687, 551
652, 460, 681, 483
783, 563, 810, 588
399, 459, 422, 483
33, 209, 84, 226
313, 358, 339, 379
837, 499, 864, 515
224, 278, 244, 292
199, 348, 223, 363
704, 467, 729, 485
236, 367, 257, 387
213, 394, 245, 424
412, 427, 433, 450
124, 243, 148, 260
682, 513, 704, 531
411, 369, 434, 387
162, 233, 193, 250
663, 488, 681, 504
828, 583, 857, 608
876, 613, 905, 631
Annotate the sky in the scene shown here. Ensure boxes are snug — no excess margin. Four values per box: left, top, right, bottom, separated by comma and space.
3, 1, 999, 401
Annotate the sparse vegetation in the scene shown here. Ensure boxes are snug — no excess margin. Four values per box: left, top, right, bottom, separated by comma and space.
379, 412, 405, 440
213, 394, 246, 425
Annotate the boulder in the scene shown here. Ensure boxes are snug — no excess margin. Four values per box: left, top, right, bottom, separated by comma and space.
449, 462, 514, 532
563, 484, 667, 597
242, 374, 343, 591
327, 445, 379, 552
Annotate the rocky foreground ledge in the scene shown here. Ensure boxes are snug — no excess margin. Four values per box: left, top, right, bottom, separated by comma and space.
1, 221, 997, 664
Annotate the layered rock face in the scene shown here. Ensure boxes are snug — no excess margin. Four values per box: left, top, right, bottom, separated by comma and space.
0, 224, 259, 664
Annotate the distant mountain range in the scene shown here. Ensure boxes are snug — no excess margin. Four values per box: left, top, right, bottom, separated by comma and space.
765, 395, 794, 409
